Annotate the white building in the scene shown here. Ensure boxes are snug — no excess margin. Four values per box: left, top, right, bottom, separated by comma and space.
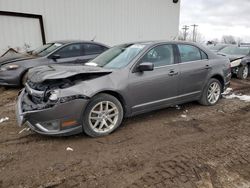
0, 0, 180, 56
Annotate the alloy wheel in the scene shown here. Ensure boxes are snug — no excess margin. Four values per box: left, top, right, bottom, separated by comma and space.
207, 82, 221, 104
242, 66, 249, 79
88, 101, 119, 133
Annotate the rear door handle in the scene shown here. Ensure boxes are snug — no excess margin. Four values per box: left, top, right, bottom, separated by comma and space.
168, 70, 178, 76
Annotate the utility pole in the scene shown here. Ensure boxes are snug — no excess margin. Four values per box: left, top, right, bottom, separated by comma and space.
182, 25, 189, 41
191, 24, 198, 42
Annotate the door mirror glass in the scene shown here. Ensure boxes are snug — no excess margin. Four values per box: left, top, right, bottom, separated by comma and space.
138, 62, 154, 72
51, 54, 61, 60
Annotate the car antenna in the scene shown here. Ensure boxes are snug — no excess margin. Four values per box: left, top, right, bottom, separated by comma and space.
91, 35, 96, 41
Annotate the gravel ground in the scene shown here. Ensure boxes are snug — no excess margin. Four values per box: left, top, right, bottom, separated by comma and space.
0, 78, 250, 188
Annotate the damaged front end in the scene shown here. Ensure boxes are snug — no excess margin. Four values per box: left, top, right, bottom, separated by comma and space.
15, 64, 113, 136
16, 80, 90, 136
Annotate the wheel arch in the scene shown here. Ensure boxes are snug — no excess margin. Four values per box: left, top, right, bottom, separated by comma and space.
93, 90, 128, 116
19, 68, 29, 86
210, 74, 224, 90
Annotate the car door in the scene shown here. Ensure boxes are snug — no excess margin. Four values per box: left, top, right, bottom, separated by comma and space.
128, 44, 180, 114
176, 44, 211, 100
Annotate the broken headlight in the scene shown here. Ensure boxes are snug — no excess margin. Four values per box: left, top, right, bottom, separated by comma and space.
48, 90, 60, 101
47, 90, 88, 103
230, 59, 241, 68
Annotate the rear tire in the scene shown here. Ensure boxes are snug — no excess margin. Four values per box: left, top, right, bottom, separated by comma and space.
82, 93, 123, 137
237, 65, 248, 80
199, 78, 222, 106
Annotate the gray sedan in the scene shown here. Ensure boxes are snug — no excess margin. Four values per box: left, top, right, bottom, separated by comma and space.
0, 40, 109, 86
16, 41, 231, 137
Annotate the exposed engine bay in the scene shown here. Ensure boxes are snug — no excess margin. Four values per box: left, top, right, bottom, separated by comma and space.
21, 69, 112, 112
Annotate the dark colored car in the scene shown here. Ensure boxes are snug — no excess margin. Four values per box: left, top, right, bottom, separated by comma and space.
16, 41, 231, 137
0, 40, 109, 86
218, 46, 250, 79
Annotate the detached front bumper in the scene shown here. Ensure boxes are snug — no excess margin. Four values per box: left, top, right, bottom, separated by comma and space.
16, 90, 89, 136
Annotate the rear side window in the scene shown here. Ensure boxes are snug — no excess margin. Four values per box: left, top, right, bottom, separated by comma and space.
178, 44, 202, 62
83, 44, 108, 55
56, 44, 82, 58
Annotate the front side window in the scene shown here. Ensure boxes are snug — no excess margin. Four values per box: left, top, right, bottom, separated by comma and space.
86, 44, 146, 69
32, 43, 62, 57
56, 44, 82, 58
139, 44, 174, 67
178, 44, 202, 62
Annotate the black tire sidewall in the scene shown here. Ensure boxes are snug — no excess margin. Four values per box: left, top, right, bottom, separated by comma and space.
237, 65, 248, 80
82, 94, 124, 137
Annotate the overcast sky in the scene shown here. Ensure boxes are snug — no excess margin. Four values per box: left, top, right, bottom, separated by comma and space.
180, 0, 250, 42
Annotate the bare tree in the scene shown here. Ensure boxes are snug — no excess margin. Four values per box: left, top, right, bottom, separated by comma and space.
221, 35, 237, 44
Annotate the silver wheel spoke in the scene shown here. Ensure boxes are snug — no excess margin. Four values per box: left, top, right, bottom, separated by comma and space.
93, 120, 100, 128
106, 117, 114, 125
100, 102, 103, 111
99, 120, 105, 130
91, 110, 100, 114
105, 101, 109, 111
107, 113, 118, 118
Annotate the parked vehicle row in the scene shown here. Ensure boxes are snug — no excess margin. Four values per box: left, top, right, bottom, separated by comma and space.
15, 41, 231, 137
217, 45, 250, 79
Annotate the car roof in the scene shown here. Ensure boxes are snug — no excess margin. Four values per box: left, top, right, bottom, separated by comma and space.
121, 40, 205, 46
48, 40, 110, 47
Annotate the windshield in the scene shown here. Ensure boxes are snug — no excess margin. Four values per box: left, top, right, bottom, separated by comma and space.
86, 44, 146, 69
31, 43, 63, 56
219, 46, 250, 56
209, 45, 226, 51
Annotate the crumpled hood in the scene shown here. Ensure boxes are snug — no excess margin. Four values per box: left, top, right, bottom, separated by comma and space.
0, 53, 36, 66
217, 53, 245, 62
28, 65, 113, 83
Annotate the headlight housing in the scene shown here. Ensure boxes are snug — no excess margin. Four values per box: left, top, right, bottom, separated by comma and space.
0, 64, 20, 71
230, 59, 242, 68
47, 90, 88, 103
48, 90, 60, 101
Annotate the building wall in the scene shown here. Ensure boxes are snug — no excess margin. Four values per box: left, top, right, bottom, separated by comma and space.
0, 0, 180, 55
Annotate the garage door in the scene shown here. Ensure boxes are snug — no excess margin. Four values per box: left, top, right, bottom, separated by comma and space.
0, 15, 43, 56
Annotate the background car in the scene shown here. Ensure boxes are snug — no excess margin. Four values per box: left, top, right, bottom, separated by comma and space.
208, 44, 231, 53
218, 46, 250, 79
0, 40, 109, 86
16, 41, 231, 137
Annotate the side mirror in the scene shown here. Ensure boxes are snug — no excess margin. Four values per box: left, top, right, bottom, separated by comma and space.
50, 54, 61, 60
137, 62, 154, 72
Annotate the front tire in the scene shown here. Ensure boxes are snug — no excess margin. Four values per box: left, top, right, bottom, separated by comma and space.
237, 65, 248, 80
199, 78, 222, 106
83, 93, 124, 137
